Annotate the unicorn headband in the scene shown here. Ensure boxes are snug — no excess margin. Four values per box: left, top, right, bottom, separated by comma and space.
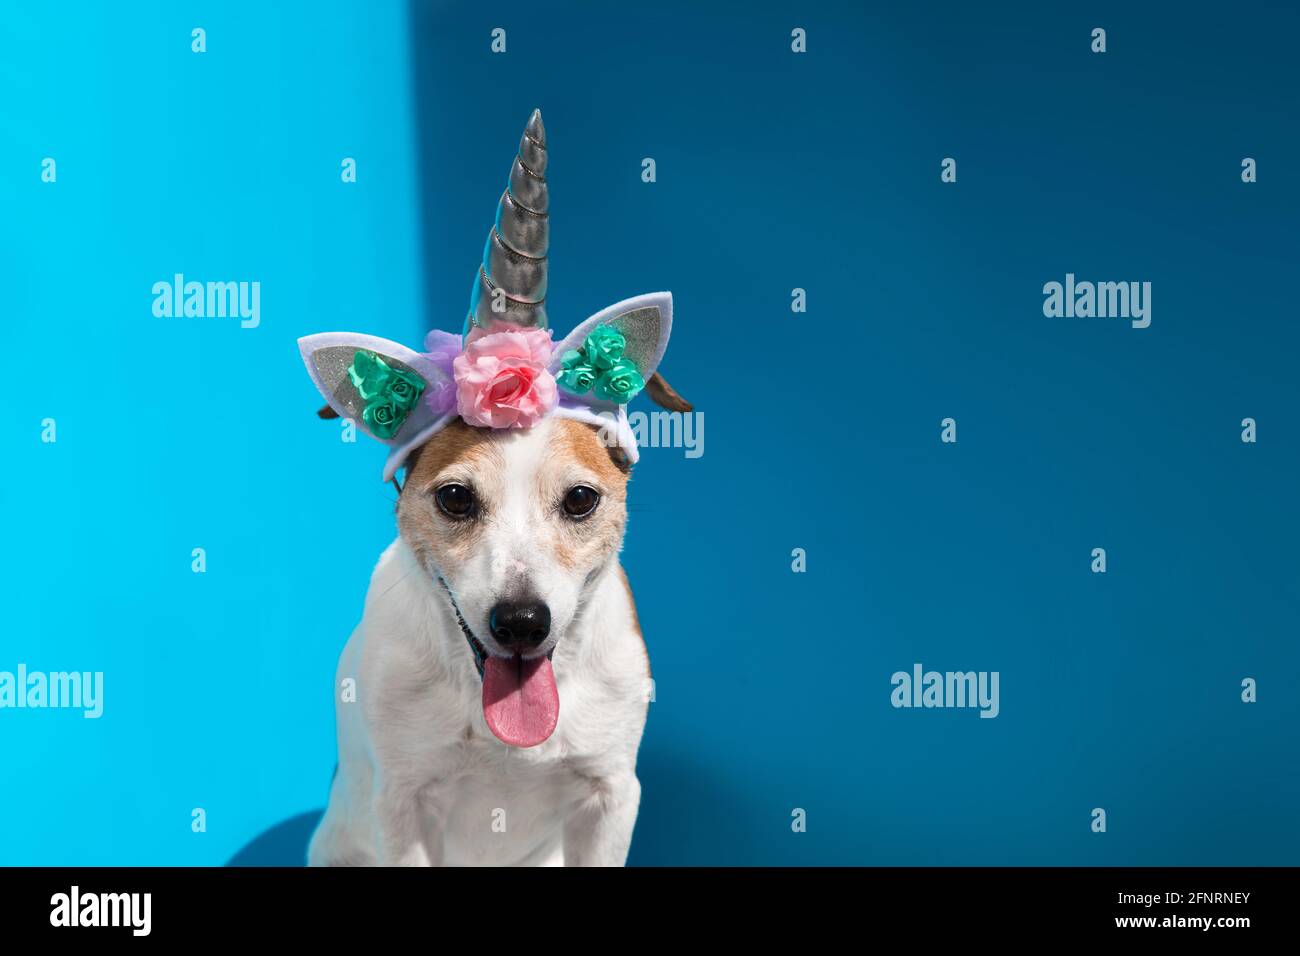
299, 109, 686, 482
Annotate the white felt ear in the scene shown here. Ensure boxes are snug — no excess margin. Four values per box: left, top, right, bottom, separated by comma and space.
548, 292, 672, 464
549, 291, 673, 387
298, 333, 455, 479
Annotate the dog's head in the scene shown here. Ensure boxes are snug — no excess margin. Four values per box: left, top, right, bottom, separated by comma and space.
397, 417, 630, 748
398, 415, 630, 667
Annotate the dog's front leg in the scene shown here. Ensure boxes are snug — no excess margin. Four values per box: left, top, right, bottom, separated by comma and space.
374, 784, 442, 866
562, 773, 641, 867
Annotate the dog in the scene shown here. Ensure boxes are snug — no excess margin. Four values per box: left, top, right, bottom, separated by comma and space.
307, 416, 658, 866
299, 110, 687, 865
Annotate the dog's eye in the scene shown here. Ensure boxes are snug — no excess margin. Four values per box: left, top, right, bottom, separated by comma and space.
435, 483, 476, 519
562, 485, 600, 518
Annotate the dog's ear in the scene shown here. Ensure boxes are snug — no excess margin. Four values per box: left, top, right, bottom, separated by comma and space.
298, 332, 453, 450
645, 371, 692, 413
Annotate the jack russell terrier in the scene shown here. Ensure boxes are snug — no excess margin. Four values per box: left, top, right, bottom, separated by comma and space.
297, 110, 689, 866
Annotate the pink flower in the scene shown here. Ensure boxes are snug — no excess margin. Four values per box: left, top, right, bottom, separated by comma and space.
453, 326, 558, 429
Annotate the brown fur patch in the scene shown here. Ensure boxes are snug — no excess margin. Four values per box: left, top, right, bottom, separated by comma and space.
403, 419, 501, 492
546, 420, 631, 572
553, 419, 634, 488
396, 420, 503, 569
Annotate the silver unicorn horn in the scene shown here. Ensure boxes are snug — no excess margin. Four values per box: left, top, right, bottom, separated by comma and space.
466, 109, 549, 336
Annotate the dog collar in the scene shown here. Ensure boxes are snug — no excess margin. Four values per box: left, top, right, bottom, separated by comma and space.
438, 577, 487, 678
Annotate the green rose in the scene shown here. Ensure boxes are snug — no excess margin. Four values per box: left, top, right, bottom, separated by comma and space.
386, 374, 421, 411
362, 400, 402, 439
348, 350, 427, 439
558, 348, 599, 395
347, 349, 394, 400
560, 366, 599, 394
582, 325, 626, 371
593, 358, 645, 403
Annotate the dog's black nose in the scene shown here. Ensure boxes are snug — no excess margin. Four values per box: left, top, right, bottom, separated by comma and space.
489, 600, 551, 651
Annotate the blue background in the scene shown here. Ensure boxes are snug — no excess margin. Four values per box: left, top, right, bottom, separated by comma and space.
2, 0, 1296, 865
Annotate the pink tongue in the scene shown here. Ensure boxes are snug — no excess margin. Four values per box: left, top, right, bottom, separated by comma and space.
482, 655, 559, 748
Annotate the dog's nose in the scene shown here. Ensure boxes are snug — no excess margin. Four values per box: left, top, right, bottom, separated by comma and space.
489, 600, 551, 651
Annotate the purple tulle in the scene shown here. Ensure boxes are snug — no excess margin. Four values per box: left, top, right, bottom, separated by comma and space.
421, 330, 462, 415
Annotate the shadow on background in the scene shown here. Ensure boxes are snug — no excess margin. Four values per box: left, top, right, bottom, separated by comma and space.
226, 811, 322, 867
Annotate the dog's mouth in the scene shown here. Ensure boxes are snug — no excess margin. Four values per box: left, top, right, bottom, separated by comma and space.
437, 577, 559, 749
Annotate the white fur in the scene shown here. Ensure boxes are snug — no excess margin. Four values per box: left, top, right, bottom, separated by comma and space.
308, 423, 650, 866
